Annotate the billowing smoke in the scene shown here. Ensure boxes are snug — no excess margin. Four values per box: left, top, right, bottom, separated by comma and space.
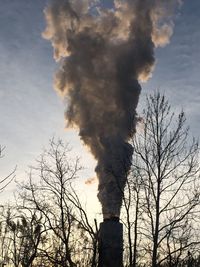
43, 0, 180, 219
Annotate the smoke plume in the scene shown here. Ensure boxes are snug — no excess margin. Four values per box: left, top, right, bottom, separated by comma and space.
43, 0, 180, 218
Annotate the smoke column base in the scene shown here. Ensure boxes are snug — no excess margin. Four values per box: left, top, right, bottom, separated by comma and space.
98, 219, 123, 267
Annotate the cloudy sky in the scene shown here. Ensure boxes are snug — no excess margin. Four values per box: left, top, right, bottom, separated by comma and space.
0, 1, 200, 216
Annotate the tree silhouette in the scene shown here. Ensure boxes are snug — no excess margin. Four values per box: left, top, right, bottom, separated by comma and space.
122, 93, 200, 267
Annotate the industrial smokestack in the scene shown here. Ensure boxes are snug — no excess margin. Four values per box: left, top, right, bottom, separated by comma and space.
98, 217, 123, 267
43, 0, 181, 265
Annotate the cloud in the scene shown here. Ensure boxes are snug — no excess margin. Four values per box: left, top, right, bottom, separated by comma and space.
85, 176, 97, 185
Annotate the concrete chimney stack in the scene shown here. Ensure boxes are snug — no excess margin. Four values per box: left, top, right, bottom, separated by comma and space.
98, 217, 123, 267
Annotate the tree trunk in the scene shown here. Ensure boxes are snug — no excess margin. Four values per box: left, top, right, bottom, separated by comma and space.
152, 181, 161, 267
132, 190, 139, 267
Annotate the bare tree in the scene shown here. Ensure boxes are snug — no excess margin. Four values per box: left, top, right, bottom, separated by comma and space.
0, 206, 12, 266
121, 93, 200, 267
0, 145, 16, 193
0, 203, 46, 267
122, 167, 143, 267
130, 93, 200, 267
18, 138, 98, 267
0, 145, 16, 266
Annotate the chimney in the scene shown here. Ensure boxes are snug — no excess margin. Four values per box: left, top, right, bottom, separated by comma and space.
98, 217, 123, 267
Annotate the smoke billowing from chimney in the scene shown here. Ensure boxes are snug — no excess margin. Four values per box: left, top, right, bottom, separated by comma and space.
43, 0, 180, 219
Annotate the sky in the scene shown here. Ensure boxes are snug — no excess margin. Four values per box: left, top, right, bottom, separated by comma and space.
0, 0, 200, 217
